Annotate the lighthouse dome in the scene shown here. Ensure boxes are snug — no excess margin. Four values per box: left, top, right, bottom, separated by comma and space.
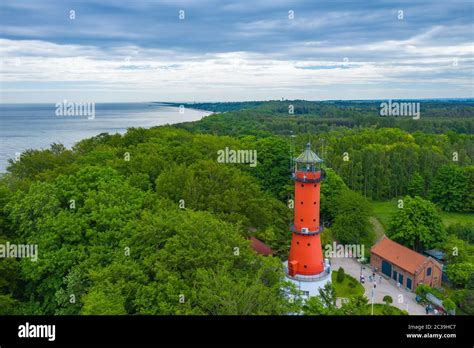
294, 142, 323, 164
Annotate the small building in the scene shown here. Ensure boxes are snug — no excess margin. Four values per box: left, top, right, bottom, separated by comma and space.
423, 249, 446, 264
370, 236, 443, 291
249, 236, 274, 256
424, 249, 450, 284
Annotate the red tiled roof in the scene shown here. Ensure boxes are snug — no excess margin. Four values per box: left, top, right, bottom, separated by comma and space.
371, 236, 429, 274
249, 237, 274, 256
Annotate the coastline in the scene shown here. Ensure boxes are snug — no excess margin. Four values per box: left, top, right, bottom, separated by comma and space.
0, 103, 213, 173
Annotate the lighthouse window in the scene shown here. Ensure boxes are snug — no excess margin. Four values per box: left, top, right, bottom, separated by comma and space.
313, 202, 316, 205
304, 265, 307, 268
314, 184, 316, 187
313, 219, 316, 222
301, 201, 304, 204
307, 243, 311, 246
300, 219, 303, 222
301, 184, 304, 187
296, 241, 299, 245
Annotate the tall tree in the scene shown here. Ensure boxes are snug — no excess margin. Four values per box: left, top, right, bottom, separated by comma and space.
408, 172, 425, 197
320, 168, 348, 223
388, 196, 446, 251
430, 165, 468, 212
331, 190, 374, 245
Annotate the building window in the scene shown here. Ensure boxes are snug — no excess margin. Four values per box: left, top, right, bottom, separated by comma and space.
302, 291, 310, 297
427, 267, 432, 276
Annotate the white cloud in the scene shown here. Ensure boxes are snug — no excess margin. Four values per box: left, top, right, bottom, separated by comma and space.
1, 31, 472, 103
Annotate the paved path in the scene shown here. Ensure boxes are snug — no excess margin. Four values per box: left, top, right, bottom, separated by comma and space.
331, 257, 427, 315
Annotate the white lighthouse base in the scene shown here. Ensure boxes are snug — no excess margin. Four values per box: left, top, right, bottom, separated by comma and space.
282, 260, 332, 300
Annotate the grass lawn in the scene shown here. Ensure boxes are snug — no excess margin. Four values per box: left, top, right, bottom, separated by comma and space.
331, 271, 364, 298
440, 211, 474, 227
370, 200, 397, 230
370, 199, 474, 232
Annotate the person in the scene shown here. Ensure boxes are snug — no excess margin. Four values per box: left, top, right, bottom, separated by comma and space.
425, 306, 429, 314
379, 275, 382, 284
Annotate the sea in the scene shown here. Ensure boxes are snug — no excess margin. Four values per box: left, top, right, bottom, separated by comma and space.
0, 103, 211, 172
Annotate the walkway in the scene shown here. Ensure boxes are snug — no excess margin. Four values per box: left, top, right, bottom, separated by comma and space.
331, 257, 427, 315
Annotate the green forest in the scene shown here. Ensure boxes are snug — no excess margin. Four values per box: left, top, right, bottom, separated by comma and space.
0, 100, 473, 315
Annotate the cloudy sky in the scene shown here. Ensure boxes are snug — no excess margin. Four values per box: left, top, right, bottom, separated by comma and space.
0, 0, 473, 103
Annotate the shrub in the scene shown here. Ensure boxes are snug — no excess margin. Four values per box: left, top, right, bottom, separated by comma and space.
383, 295, 393, 305
415, 284, 431, 297
447, 223, 474, 243
459, 290, 474, 315
336, 267, 345, 283
443, 298, 456, 313
445, 262, 474, 288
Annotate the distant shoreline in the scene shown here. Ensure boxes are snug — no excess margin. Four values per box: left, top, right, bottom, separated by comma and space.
0, 103, 212, 173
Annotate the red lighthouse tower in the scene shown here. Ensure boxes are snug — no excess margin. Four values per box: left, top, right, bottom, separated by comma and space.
284, 142, 331, 296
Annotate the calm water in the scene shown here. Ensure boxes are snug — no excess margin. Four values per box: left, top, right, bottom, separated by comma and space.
0, 103, 211, 172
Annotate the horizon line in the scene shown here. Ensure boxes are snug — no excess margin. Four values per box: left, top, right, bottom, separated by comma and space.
1, 97, 473, 105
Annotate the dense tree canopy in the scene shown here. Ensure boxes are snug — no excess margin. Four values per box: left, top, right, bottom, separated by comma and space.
430, 165, 470, 212
2, 165, 298, 314
331, 190, 374, 248
0, 100, 472, 314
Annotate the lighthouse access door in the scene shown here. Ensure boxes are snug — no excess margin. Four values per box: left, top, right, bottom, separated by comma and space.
381, 260, 392, 278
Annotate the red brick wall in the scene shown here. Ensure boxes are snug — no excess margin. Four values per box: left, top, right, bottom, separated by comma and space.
370, 253, 440, 292
370, 254, 416, 291
414, 258, 442, 288
370, 254, 382, 273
